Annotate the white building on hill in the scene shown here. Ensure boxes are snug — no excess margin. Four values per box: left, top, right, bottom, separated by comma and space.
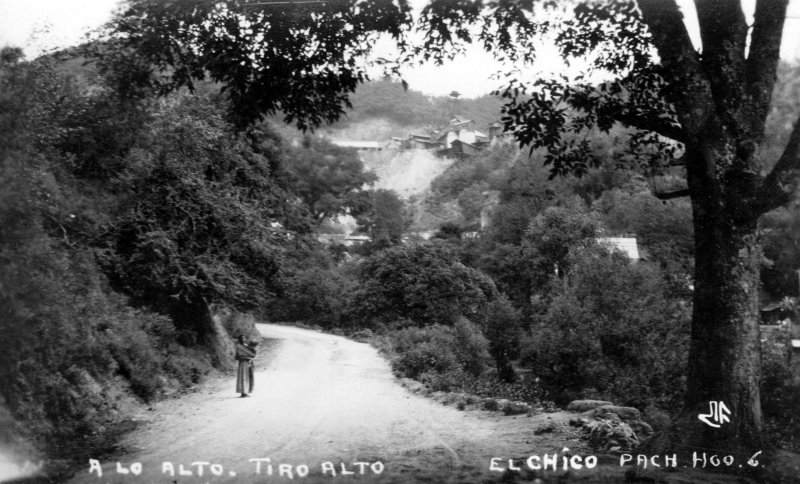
596, 237, 640, 261
330, 140, 387, 151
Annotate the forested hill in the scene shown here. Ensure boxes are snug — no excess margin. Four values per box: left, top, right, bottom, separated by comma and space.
266, 78, 503, 146
330, 78, 504, 133
284, 79, 506, 211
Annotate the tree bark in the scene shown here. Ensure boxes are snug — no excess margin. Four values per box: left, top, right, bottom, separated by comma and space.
683, 191, 763, 452
644, 139, 765, 459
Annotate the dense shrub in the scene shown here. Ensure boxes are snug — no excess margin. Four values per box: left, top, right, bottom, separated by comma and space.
351, 242, 499, 325
389, 325, 462, 378
480, 296, 523, 382
0, 51, 221, 473
600, 189, 694, 295
522, 245, 690, 408
430, 143, 516, 199
465, 373, 542, 403
466, 204, 599, 313
271, 266, 356, 328
521, 206, 600, 293
0, 226, 209, 466
452, 317, 492, 378
381, 320, 492, 391
98, 95, 293, 341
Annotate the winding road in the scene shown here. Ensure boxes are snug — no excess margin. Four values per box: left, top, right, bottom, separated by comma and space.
67, 324, 550, 483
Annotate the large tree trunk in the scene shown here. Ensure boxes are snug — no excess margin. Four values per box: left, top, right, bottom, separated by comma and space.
683, 199, 764, 451
645, 143, 765, 460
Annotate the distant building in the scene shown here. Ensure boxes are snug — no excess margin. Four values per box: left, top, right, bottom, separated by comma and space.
330, 140, 387, 151
488, 121, 504, 138
317, 233, 371, 246
488, 121, 510, 145
446, 139, 482, 158
392, 134, 437, 150
345, 234, 371, 245
596, 237, 640, 261
316, 233, 347, 245
329, 117, 505, 158
434, 117, 488, 151
390, 117, 492, 158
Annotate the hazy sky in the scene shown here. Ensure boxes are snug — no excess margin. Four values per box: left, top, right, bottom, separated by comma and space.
1, 0, 798, 97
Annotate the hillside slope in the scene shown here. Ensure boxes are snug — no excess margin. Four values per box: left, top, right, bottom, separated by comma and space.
361, 148, 454, 199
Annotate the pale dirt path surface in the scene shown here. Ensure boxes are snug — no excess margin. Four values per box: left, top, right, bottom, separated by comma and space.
68, 323, 588, 484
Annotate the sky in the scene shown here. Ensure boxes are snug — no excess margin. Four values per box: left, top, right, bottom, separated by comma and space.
1, 0, 799, 98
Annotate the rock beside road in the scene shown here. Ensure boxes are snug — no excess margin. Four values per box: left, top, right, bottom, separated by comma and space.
581, 404, 641, 422
567, 400, 654, 452
566, 399, 613, 412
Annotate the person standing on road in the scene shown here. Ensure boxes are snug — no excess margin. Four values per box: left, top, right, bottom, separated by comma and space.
235, 335, 257, 397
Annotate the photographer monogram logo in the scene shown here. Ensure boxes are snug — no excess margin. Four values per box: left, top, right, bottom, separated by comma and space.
698, 401, 731, 428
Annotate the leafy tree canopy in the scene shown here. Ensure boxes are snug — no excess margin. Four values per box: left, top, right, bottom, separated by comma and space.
103, 0, 412, 129
524, 244, 690, 408
479, 295, 522, 383
521, 205, 600, 291
287, 135, 377, 224
355, 188, 411, 247
97, 93, 296, 337
352, 242, 499, 325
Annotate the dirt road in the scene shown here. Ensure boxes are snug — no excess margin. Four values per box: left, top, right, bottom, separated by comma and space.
67, 324, 587, 484
61, 324, 800, 484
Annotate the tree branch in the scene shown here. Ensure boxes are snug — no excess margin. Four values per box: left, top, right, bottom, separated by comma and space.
755, 115, 800, 214
745, 0, 789, 136
693, 1, 752, 135
695, 0, 748, 74
636, 0, 712, 136
611, 111, 686, 143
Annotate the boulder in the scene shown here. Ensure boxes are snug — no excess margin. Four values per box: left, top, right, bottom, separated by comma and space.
582, 404, 641, 421
566, 399, 613, 412
502, 401, 531, 415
